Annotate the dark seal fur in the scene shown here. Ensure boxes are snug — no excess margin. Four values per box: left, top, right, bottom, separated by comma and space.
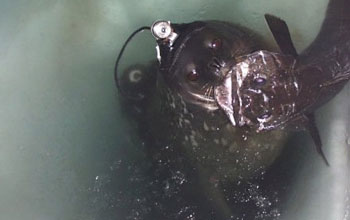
121, 21, 289, 183
119, 21, 289, 219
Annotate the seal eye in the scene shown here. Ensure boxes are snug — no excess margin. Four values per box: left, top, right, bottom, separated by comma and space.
187, 69, 199, 81
210, 38, 222, 50
254, 77, 266, 87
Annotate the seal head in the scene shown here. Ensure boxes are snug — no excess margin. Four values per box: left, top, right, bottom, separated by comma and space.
153, 21, 263, 112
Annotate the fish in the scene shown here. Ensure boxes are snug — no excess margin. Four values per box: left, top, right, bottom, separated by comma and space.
215, 0, 350, 165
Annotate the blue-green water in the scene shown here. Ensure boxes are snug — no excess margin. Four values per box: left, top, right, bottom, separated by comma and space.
0, 0, 349, 219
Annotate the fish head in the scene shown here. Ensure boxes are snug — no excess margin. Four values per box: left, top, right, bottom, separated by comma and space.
215, 50, 299, 130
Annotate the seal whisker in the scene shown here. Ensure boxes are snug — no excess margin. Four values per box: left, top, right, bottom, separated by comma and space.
204, 85, 214, 102
201, 82, 210, 91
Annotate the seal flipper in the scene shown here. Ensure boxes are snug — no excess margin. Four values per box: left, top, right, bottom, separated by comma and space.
264, 14, 298, 57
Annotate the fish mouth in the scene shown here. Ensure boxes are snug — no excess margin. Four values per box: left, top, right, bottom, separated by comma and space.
214, 73, 237, 126
212, 59, 242, 127
213, 60, 253, 128
186, 90, 219, 111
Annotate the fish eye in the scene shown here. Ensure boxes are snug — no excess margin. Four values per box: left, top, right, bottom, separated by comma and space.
187, 69, 199, 81
254, 77, 267, 87
258, 111, 272, 120
210, 38, 222, 50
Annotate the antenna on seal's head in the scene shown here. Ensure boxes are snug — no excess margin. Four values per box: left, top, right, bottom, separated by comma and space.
114, 20, 176, 98
114, 26, 151, 95
151, 20, 178, 63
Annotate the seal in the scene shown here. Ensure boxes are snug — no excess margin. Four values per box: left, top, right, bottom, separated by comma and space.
118, 20, 289, 219
120, 20, 288, 182
148, 20, 291, 179
115, 0, 350, 218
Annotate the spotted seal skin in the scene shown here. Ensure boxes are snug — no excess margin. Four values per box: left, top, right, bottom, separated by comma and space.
119, 21, 291, 219
120, 21, 290, 199
148, 21, 290, 181
121, 64, 288, 220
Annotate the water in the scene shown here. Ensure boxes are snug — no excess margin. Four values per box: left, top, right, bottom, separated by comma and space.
0, 0, 349, 219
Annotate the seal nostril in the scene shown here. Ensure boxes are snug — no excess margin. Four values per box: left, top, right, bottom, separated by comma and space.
209, 63, 220, 70
212, 57, 222, 67
208, 57, 222, 72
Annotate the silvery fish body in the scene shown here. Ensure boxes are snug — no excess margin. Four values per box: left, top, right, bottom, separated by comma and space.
212, 0, 350, 164
224, 0, 350, 133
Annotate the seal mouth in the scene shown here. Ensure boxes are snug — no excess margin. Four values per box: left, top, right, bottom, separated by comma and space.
186, 61, 234, 112
187, 90, 219, 111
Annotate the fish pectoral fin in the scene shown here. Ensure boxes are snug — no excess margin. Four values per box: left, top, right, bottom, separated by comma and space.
264, 14, 298, 58
303, 113, 330, 166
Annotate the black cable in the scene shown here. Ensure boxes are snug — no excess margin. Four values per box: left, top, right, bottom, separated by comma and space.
114, 26, 151, 96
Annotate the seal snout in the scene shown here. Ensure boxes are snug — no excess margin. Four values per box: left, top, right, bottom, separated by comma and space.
208, 57, 233, 83
208, 57, 223, 72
